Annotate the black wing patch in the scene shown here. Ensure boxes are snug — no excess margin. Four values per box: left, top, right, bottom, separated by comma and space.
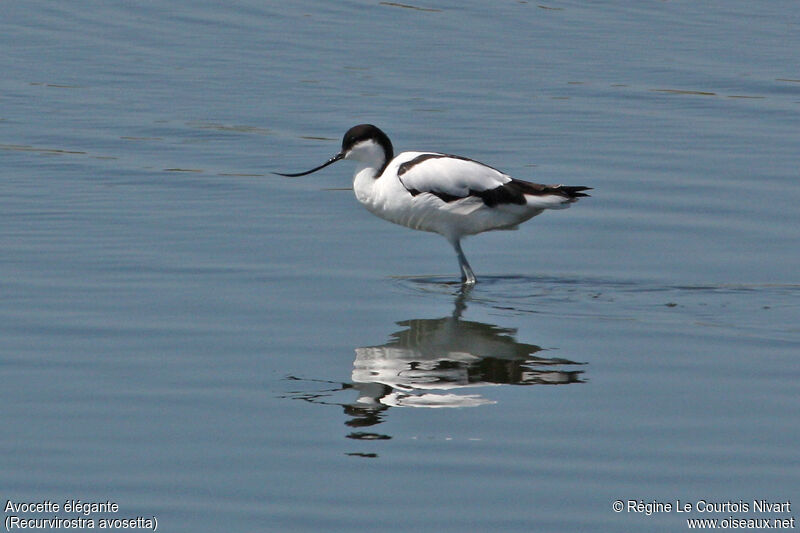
406, 188, 465, 203
405, 180, 532, 207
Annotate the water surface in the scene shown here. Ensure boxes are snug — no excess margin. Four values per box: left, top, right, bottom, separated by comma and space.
2, 1, 798, 531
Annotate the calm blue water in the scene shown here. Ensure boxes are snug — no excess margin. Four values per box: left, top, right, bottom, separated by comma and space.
2, 1, 798, 531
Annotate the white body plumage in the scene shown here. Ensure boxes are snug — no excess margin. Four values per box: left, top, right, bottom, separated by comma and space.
353, 150, 573, 241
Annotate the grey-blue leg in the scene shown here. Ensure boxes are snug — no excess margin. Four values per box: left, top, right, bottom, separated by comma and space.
451, 239, 476, 285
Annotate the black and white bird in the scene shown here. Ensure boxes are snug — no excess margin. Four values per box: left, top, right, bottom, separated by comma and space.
276, 124, 590, 284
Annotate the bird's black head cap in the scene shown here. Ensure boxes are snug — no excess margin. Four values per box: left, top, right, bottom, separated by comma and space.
342, 124, 393, 162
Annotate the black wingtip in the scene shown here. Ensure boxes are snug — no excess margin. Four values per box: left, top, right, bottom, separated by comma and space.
561, 186, 592, 198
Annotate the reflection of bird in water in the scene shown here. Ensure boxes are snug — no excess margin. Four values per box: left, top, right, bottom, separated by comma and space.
347, 289, 585, 420
283, 290, 586, 438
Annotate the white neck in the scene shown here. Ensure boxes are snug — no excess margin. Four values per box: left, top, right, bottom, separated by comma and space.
345, 140, 387, 177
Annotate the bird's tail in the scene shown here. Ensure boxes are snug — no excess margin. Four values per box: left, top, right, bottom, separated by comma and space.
513, 179, 592, 200
557, 185, 592, 199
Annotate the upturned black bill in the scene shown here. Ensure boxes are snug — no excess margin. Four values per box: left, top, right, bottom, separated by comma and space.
274, 152, 344, 177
